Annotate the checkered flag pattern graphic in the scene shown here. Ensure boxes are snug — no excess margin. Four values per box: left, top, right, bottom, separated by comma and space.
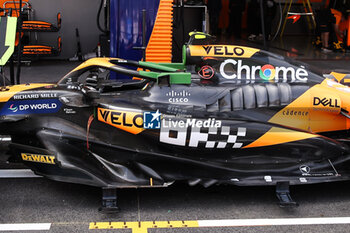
205, 127, 246, 148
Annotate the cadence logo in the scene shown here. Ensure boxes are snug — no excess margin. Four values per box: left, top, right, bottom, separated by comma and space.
219, 59, 308, 82
97, 107, 144, 134
1, 99, 61, 115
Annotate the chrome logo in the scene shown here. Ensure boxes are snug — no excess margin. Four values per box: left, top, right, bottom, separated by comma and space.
259, 64, 276, 80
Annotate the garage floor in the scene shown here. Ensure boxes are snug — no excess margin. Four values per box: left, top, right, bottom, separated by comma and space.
1, 35, 350, 233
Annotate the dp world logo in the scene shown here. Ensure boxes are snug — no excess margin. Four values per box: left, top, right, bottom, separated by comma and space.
143, 110, 161, 129
8, 104, 18, 112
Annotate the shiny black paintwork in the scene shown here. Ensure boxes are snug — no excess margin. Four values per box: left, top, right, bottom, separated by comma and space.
1, 48, 350, 188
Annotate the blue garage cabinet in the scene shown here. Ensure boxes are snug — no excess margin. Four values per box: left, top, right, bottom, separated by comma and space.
110, 0, 160, 78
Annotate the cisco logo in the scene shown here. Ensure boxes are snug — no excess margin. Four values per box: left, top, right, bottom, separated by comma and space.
166, 90, 191, 103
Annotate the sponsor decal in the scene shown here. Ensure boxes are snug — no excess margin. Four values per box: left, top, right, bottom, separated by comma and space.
13, 92, 57, 100
21, 153, 56, 165
299, 165, 334, 177
8, 104, 18, 112
198, 65, 215, 79
259, 64, 276, 80
203, 45, 244, 56
0, 99, 62, 115
299, 165, 310, 174
143, 110, 161, 129
299, 164, 334, 177
312, 95, 341, 113
166, 90, 191, 103
97, 107, 144, 134
219, 59, 308, 82
313, 97, 340, 108
64, 108, 76, 114
189, 45, 259, 58
160, 120, 246, 148
166, 106, 192, 117
162, 118, 221, 129
282, 109, 309, 117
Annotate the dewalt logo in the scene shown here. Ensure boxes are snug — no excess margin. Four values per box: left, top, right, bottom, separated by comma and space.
97, 107, 144, 134
21, 153, 56, 164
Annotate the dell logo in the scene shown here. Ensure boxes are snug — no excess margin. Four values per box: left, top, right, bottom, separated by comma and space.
313, 97, 340, 108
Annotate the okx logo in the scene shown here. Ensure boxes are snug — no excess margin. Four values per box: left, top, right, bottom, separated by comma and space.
143, 110, 161, 129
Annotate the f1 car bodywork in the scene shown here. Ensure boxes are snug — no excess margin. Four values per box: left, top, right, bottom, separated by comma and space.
2, 33, 350, 208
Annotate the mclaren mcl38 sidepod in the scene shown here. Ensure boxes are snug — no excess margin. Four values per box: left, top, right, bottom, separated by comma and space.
1, 33, 350, 210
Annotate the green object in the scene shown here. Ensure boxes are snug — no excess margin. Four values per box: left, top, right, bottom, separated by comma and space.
156, 62, 185, 70
167, 73, 191, 84
139, 71, 191, 85
139, 61, 179, 72
182, 45, 187, 65
139, 71, 159, 79
0, 17, 17, 66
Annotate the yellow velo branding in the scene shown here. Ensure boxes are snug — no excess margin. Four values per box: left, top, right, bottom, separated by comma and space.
21, 153, 56, 164
188, 45, 259, 58
97, 107, 144, 134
